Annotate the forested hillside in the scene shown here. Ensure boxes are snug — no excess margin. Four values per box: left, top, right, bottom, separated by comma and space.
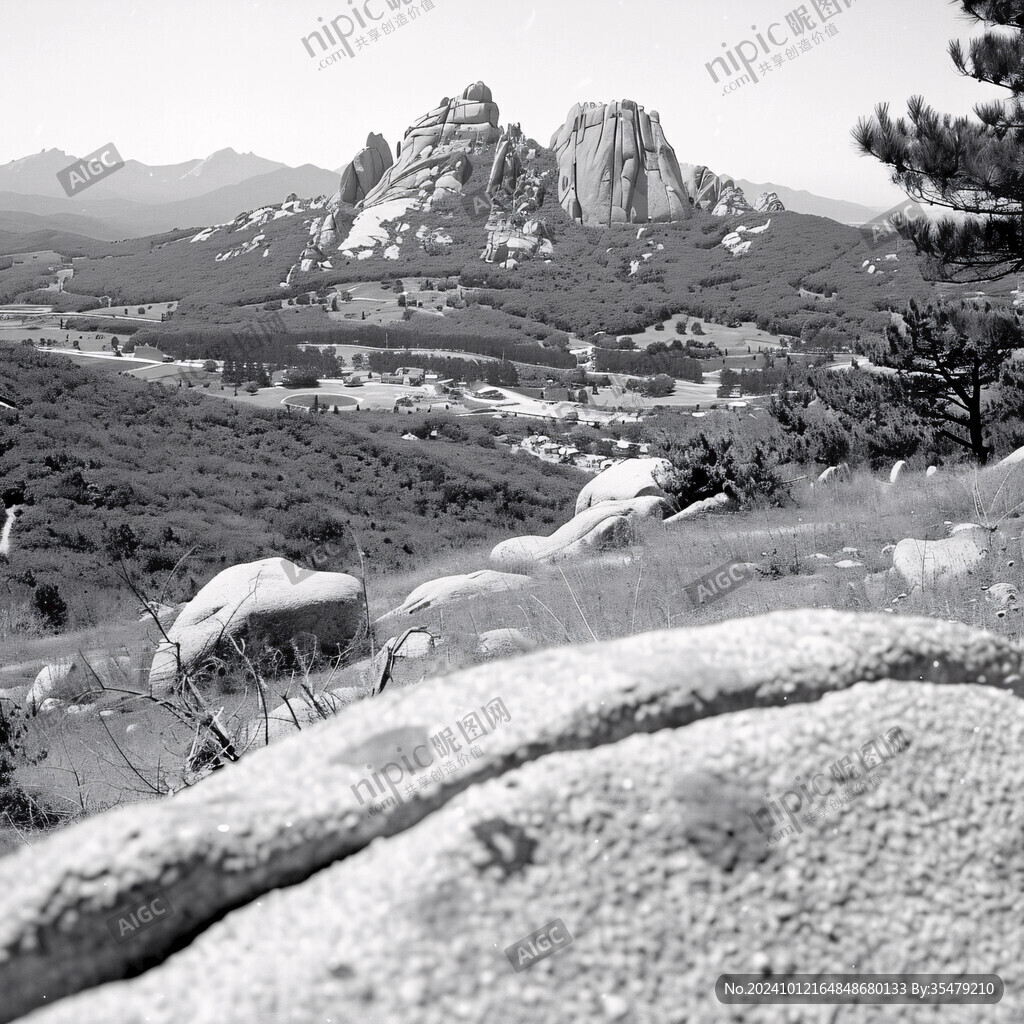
0, 347, 582, 630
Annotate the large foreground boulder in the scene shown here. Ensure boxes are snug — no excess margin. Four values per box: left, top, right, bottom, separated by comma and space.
574, 457, 673, 515
1, 611, 1022, 1023
491, 496, 670, 565
892, 525, 990, 591
148, 558, 365, 692
550, 100, 690, 225
378, 570, 533, 621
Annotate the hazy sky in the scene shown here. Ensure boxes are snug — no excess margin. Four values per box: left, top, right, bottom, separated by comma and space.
2, 0, 1007, 209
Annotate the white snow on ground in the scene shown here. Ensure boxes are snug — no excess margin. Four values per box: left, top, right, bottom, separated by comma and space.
339, 197, 419, 256
190, 226, 222, 243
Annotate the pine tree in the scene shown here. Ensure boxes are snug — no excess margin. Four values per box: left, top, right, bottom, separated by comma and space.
883, 298, 1023, 463
853, 1, 1024, 281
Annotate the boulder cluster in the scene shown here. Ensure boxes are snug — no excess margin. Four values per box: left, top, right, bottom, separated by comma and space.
491, 458, 679, 565
688, 165, 784, 215
481, 123, 553, 267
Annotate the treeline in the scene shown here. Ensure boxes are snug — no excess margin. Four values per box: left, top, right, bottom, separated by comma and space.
131, 327, 337, 370
134, 322, 576, 370
718, 366, 795, 397
593, 348, 702, 382
342, 323, 575, 369
63, 317, 143, 335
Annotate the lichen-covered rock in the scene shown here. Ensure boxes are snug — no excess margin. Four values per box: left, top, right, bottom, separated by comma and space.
491, 496, 670, 565
3, 611, 1024, 1024
550, 100, 690, 225
147, 558, 365, 692
574, 457, 673, 515
337, 131, 393, 206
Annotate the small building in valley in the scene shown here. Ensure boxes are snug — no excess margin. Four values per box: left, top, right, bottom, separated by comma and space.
382, 366, 426, 386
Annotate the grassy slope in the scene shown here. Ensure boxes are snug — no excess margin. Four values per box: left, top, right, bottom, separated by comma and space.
5, 457, 1022, 853
0, 345, 583, 637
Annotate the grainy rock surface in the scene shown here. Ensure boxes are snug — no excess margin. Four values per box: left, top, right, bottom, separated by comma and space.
2, 611, 1023, 1024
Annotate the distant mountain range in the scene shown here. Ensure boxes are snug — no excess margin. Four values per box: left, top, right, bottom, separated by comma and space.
0, 146, 887, 252
676, 163, 885, 225
0, 148, 340, 242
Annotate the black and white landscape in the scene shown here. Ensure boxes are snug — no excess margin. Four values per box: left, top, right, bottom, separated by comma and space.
0, 1, 1022, 1021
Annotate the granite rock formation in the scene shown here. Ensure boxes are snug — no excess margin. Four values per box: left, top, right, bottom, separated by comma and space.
490, 495, 671, 565
361, 82, 500, 209
689, 166, 784, 216
2, 611, 1022, 1023
338, 131, 393, 206
574, 457, 673, 515
482, 122, 553, 265
754, 190, 785, 213
550, 100, 690, 226
711, 185, 753, 216
148, 558, 365, 692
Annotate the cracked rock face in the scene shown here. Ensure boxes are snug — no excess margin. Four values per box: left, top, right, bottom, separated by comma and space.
550, 100, 690, 226
4, 610, 1024, 1023
360, 82, 500, 210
